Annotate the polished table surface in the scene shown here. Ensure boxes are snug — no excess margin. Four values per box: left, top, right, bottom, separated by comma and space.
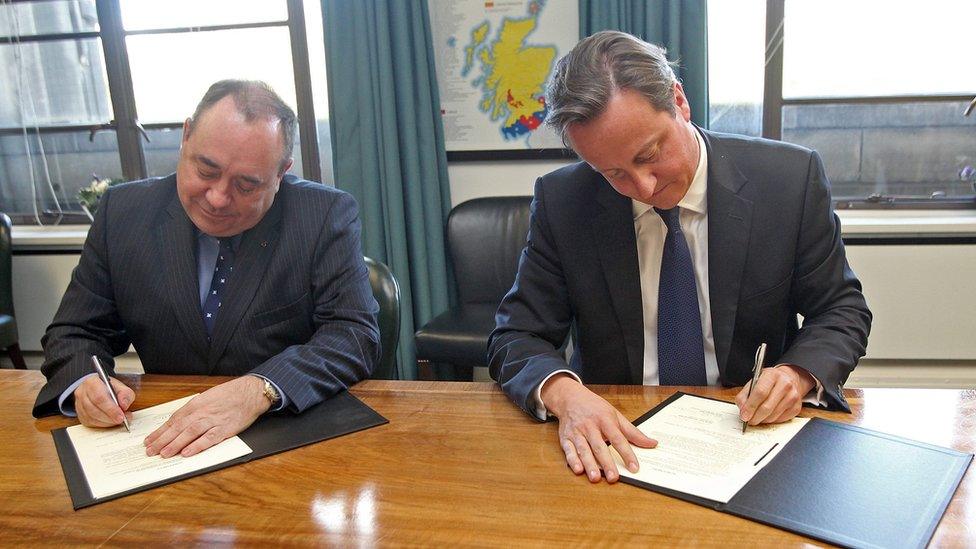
1, 370, 974, 546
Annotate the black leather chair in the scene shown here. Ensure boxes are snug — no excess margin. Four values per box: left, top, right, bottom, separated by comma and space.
365, 256, 401, 380
415, 197, 532, 380
1, 214, 26, 369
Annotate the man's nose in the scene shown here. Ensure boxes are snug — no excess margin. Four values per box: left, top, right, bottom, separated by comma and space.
205, 180, 232, 209
636, 171, 658, 194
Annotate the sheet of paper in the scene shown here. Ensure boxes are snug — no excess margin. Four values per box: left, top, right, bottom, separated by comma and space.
614, 393, 808, 503
66, 395, 253, 500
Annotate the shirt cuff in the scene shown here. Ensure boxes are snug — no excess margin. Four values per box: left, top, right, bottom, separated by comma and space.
532, 369, 582, 421
804, 376, 827, 407
775, 365, 827, 408
248, 374, 289, 412
58, 373, 97, 417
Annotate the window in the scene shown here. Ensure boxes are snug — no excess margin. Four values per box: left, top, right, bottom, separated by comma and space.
1, 0, 333, 225
709, 0, 976, 208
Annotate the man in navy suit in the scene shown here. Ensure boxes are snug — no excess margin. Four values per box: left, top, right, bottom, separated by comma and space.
489, 32, 871, 483
33, 80, 379, 459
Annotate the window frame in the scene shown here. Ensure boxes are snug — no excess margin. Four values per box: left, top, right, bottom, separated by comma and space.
1, 0, 321, 224
761, 0, 976, 210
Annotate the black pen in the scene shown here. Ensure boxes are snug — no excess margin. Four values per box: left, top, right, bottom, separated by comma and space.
742, 343, 766, 434
91, 355, 130, 432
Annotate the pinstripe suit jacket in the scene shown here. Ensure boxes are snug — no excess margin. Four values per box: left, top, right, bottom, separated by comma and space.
32, 174, 380, 417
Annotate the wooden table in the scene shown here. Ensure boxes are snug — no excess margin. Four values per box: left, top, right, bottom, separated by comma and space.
1, 370, 973, 546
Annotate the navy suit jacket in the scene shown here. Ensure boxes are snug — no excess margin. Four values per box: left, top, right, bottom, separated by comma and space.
488, 130, 872, 418
33, 174, 380, 417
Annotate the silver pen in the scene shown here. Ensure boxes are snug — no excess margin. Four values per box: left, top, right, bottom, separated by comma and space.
91, 355, 130, 432
742, 343, 767, 434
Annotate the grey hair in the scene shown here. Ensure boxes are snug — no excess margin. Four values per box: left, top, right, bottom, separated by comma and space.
188, 79, 297, 171
546, 31, 679, 146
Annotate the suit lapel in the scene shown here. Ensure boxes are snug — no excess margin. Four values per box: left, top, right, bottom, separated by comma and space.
156, 187, 211, 360
589, 176, 644, 385
702, 130, 753, 378
207, 188, 285, 369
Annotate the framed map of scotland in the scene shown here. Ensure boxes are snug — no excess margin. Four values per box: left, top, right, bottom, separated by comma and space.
429, 0, 579, 160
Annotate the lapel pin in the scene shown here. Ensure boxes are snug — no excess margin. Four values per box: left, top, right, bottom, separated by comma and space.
260, 241, 268, 248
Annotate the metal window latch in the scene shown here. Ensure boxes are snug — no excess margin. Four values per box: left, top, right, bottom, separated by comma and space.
134, 119, 151, 143
88, 120, 151, 143
88, 122, 115, 142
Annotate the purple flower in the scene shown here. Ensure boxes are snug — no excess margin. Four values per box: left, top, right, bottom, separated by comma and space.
961, 165, 976, 181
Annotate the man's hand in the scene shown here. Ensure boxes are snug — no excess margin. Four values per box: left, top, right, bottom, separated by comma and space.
144, 376, 271, 458
735, 364, 815, 426
541, 374, 657, 484
74, 375, 135, 428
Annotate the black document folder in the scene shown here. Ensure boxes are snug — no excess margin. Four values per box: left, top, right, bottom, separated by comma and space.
52, 390, 388, 510
622, 392, 972, 549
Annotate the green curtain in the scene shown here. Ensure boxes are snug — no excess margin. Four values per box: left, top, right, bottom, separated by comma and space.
322, 0, 452, 380
580, 0, 709, 127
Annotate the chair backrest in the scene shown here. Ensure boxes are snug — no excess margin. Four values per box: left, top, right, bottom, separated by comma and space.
365, 256, 400, 379
447, 197, 532, 305
0, 214, 13, 317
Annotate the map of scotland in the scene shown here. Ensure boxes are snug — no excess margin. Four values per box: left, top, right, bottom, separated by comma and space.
430, 0, 578, 152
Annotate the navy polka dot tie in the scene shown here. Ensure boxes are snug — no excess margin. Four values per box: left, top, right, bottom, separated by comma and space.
202, 238, 235, 338
655, 207, 707, 385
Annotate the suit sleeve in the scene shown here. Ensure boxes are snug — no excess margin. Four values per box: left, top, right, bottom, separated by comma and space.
249, 192, 380, 413
488, 178, 577, 419
33, 189, 132, 417
779, 151, 872, 411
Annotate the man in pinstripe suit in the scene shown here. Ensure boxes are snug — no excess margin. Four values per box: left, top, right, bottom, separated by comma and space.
32, 80, 380, 459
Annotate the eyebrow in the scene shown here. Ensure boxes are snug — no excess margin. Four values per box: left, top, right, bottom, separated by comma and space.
195, 154, 222, 171
632, 139, 658, 162
195, 154, 263, 186
594, 138, 658, 175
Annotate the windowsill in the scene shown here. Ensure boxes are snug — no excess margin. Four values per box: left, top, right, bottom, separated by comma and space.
11, 224, 89, 251
836, 210, 976, 238
10, 210, 976, 251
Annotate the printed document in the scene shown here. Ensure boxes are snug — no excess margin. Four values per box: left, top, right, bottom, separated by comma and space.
614, 394, 808, 503
65, 395, 253, 499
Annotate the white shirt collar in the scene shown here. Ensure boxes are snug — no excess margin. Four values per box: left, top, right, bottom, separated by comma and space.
632, 127, 708, 220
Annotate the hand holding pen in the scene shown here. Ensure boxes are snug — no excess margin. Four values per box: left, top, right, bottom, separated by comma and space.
71, 356, 135, 430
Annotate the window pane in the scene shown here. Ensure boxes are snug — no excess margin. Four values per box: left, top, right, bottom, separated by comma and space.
127, 28, 297, 124
782, 102, 976, 200
119, 0, 286, 31
0, 0, 98, 37
303, 0, 333, 185
145, 128, 181, 178
0, 130, 121, 223
0, 38, 111, 128
707, 0, 765, 136
784, 0, 976, 98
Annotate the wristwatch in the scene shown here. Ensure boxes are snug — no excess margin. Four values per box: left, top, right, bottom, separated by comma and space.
260, 378, 280, 408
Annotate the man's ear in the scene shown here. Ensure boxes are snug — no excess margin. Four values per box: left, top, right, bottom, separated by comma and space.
278, 157, 294, 179
673, 82, 692, 122
181, 117, 193, 145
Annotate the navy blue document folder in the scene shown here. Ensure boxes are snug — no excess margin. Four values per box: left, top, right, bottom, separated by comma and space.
52, 390, 388, 510
621, 392, 972, 549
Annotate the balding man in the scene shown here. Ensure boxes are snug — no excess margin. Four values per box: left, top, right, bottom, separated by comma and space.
34, 80, 379, 459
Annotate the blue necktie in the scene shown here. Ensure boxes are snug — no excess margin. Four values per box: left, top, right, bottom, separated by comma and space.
202, 238, 235, 338
655, 207, 707, 385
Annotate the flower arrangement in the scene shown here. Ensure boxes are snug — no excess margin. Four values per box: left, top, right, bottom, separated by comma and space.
77, 175, 122, 220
